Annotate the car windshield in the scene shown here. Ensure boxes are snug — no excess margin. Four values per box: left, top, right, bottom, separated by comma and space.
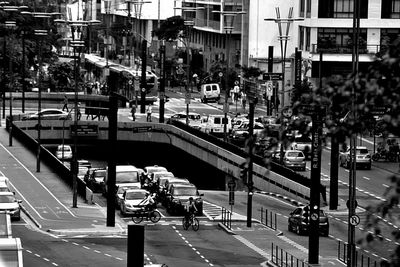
94, 170, 106, 177
154, 172, 173, 179
173, 187, 197, 196
147, 167, 167, 174
295, 136, 312, 143
58, 146, 71, 152
116, 171, 139, 183
189, 114, 201, 120
78, 168, 88, 175
287, 152, 303, 157
357, 149, 369, 154
125, 191, 146, 200
0, 195, 15, 203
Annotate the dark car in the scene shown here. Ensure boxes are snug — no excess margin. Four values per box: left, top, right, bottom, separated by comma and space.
288, 206, 329, 236
84, 168, 106, 192
166, 183, 203, 216
160, 177, 190, 207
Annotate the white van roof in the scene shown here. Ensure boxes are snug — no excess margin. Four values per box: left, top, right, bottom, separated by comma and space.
115, 165, 138, 172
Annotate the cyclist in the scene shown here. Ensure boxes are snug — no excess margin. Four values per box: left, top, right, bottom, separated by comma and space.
139, 192, 156, 211
184, 197, 198, 223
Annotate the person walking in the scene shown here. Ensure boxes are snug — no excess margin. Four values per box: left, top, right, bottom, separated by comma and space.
241, 90, 247, 112
131, 105, 136, 121
76, 102, 82, 121
62, 95, 69, 112
146, 104, 152, 122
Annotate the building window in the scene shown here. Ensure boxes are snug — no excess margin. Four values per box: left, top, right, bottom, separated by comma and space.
318, 0, 368, 18
300, 0, 305, 17
317, 28, 367, 53
381, 28, 400, 50
382, 0, 400, 18
306, 27, 311, 51
306, 0, 311, 17
299, 26, 305, 50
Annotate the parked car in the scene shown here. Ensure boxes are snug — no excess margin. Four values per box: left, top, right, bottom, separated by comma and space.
115, 185, 141, 210
339, 146, 371, 170
200, 83, 221, 103
120, 189, 149, 216
166, 183, 203, 215
288, 206, 329, 236
21, 108, 71, 120
84, 168, 106, 193
273, 150, 306, 171
0, 192, 22, 221
77, 166, 90, 181
56, 145, 72, 161
291, 135, 312, 159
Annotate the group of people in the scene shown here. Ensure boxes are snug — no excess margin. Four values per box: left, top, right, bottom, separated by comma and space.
62, 96, 81, 120
130, 104, 153, 122
230, 81, 247, 111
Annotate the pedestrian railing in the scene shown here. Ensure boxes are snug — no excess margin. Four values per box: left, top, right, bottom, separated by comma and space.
221, 207, 232, 230
271, 243, 310, 267
338, 240, 387, 267
260, 207, 277, 230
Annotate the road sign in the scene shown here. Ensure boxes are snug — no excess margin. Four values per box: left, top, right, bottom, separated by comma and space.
229, 190, 234, 205
141, 88, 146, 92
228, 180, 236, 190
262, 72, 283, 81
219, 72, 223, 77
371, 106, 390, 116
128, 79, 133, 85
350, 215, 360, 226
310, 213, 318, 221
185, 92, 191, 104
266, 81, 273, 97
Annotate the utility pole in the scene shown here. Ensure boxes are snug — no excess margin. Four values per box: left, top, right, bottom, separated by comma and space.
159, 40, 165, 123
140, 39, 147, 114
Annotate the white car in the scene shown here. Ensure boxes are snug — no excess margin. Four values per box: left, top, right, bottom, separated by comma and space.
0, 182, 10, 193
120, 189, 149, 216
200, 114, 232, 136
0, 192, 22, 221
115, 185, 141, 210
21, 108, 71, 120
169, 112, 202, 129
56, 145, 73, 160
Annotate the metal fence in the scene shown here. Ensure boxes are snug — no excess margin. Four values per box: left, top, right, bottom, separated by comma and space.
338, 240, 388, 267
271, 243, 311, 267
260, 207, 277, 230
221, 207, 232, 230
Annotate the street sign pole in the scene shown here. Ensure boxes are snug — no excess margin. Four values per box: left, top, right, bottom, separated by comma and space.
159, 42, 166, 123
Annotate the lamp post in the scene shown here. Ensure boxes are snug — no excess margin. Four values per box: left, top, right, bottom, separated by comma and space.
183, 20, 193, 125
131, 0, 150, 114
5, 20, 16, 147
265, 7, 303, 111
213, 4, 245, 142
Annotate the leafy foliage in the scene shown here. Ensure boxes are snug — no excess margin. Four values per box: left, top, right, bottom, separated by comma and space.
153, 16, 185, 41
241, 66, 262, 79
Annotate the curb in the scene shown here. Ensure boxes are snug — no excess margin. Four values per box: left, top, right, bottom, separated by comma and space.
20, 204, 42, 229
217, 222, 236, 235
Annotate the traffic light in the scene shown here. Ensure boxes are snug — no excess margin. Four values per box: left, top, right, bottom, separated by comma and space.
239, 162, 248, 183
303, 206, 310, 224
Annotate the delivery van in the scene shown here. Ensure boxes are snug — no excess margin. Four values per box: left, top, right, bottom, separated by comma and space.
200, 83, 220, 103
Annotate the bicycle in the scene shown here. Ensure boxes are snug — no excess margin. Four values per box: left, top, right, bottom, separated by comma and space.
131, 207, 161, 224
182, 213, 199, 231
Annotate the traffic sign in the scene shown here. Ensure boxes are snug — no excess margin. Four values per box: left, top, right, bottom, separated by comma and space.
350, 215, 360, 226
219, 72, 223, 77
262, 72, 283, 81
229, 190, 234, 205
310, 213, 318, 221
228, 180, 236, 190
128, 79, 133, 85
371, 106, 390, 116
141, 88, 146, 92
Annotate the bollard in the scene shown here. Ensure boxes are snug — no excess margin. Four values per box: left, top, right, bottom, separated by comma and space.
127, 224, 144, 267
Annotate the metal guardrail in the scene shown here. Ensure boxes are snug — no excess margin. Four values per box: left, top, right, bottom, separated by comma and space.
260, 207, 277, 230
338, 240, 387, 267
271, 243, 310, 267
221, 207, 232, 230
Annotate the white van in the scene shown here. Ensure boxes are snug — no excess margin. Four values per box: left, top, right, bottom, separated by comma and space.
200, 83, 220, 103
103, 165, 141, 195
200, 114, 231, 136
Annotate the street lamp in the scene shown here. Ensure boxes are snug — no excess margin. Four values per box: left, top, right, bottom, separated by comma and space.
213, 3, 245, 142
131, 0, 151, 114
265, 7, 303, 111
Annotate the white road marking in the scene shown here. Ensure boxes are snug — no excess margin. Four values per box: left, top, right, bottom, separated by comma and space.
0, 142, 76, 218
363, 176, 370, 180
382, 184, 390, 188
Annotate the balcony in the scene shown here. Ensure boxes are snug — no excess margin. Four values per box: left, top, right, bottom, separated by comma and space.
194, 17, 242, 33
311, 44, 381, 55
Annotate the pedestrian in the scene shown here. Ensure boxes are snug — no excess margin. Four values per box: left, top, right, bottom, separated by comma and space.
233, 81, 240, 103
146, 104, 152, 122
241, 90, 247, 112
62, 95, 69, 112
131, 105, 136, 121
76, 102, 82, 121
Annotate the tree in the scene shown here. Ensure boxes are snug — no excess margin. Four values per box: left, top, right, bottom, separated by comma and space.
153, 16, 185, 41
290, 40, 400, 266
241, 66, 262, 79
48, 61, 74, 91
